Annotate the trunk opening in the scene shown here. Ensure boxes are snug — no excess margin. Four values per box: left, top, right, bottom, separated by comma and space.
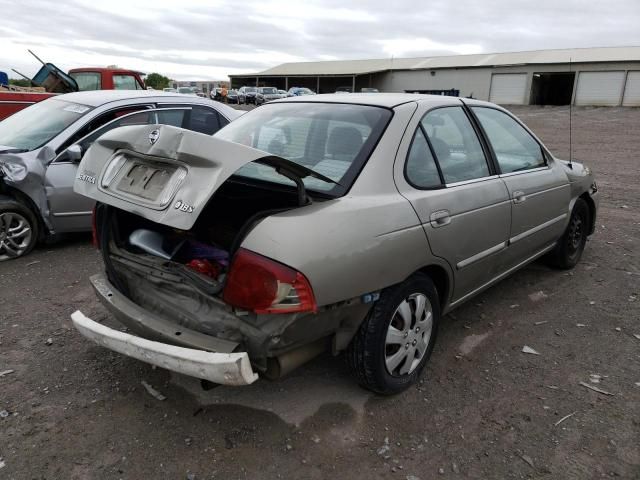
101, 177, 306, 300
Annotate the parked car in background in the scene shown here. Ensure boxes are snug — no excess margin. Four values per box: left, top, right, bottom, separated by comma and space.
226, 89, 239, 104
238, 86, 258, 104
70, 93, 598, 394
335, 86, 353, 93
163, 87, 177, 93
277, 89, 288, 98
287, 87, 316, 96
0, 90, 240, 260
255, 86, 281, 105
178, 87, 197, 96
360, 87, 380, 93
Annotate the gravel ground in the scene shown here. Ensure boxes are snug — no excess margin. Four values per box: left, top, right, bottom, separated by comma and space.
1, 106, 639, 480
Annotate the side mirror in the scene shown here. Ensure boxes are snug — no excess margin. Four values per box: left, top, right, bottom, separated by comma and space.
67, 144, 83, 162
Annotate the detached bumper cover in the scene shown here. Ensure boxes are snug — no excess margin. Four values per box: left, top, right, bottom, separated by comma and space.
71, 311, 258, 386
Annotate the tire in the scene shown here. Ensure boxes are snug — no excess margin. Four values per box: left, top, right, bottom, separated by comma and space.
346, 273, 440, 395
0, 199, 39, 261
548, 198, 589, 269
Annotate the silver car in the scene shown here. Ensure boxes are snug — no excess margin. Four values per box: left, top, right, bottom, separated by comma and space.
0, 90, 240, 260
71, 94, 598, 394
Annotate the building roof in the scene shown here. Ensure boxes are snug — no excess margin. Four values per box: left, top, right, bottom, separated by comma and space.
232, 46, 640, 77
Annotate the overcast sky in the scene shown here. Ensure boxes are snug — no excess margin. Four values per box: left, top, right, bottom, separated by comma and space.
2, 0, 639, 81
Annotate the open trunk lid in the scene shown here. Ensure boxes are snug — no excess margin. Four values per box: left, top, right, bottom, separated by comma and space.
73, 124, 335, 230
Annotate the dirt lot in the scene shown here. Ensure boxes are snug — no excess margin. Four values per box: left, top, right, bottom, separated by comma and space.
1, 106, 639, 479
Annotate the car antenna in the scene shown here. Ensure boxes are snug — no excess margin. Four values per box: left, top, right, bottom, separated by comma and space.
568, 57, 573, 169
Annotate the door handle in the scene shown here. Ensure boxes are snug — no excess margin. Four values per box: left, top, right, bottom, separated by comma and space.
512, 190, 527, 204
429, 209, 451, 227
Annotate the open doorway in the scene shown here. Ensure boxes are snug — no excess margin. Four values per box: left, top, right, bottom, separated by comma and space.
530, 72, 575, 105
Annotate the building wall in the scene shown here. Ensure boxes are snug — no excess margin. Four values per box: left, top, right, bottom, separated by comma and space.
374, 62, 640, 104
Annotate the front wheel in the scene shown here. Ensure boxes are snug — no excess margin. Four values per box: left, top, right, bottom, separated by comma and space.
346, 273, 440, 395
547, 198, 589, 269
0, 199, 39, 261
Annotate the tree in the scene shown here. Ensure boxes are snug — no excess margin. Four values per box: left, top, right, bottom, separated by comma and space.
9, 78, 31, 87
145, 73, 171, 90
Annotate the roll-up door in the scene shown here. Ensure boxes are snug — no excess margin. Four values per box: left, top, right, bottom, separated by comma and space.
575, 71, 625, 106
622, 71, 640, 107
489, 74, 527, 105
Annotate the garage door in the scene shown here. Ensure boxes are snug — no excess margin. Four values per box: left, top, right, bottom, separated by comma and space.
622, 71, 640, 106
489, 74, 527, 105
575, 71, 625, 106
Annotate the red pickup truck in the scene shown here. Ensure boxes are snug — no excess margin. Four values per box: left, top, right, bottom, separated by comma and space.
0, 67, 146, 120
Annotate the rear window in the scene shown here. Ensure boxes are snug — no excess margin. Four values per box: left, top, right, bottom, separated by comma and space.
215, 102, 391, 195
70, 72, 102, 91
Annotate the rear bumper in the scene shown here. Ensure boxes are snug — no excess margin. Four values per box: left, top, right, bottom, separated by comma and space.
71, 310, 258, 386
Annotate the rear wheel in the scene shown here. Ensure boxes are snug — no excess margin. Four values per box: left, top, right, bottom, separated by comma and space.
548, 198, 589, 269
0, 199, 39, 261
346, 274, 440, 395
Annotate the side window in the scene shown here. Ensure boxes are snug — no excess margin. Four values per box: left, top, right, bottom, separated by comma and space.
188, 106, 221, 135
156, 109, 187, 128
471, 107, 545, 173
421, 107, 490, 184
56, 106, 152, 156
71, 72, 101, 91
78, 110, 153, 151
113, 75, 138, 90
405, 128, 442, 188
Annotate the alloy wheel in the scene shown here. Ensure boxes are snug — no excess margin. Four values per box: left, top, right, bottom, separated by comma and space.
0, 212, 33, 260
384, 293, 433, 376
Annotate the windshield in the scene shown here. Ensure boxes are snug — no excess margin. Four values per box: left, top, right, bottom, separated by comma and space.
178, 87, 194, 94
261, 87, 277, 94
0, 99, 92, 151
215, 102, 391, 195
244, 87, 257, 92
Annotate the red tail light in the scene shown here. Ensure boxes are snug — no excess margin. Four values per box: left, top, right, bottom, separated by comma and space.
223, 248, 317, 314
91, 206, 100, 249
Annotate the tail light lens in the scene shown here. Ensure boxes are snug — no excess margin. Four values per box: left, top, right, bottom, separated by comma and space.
91, 205, 100, 249
223, 248, 317, 314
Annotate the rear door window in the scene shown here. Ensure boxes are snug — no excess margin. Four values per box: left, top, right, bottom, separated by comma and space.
420, 107, 490, 184
187, 106, 223, 135
405, 128, 442, 188
471, 107, 546, 173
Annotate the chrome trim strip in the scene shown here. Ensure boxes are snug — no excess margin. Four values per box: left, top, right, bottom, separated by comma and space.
445, 175, 499, 188
499, 166, 549, 178
509, 213, 567, 244
457, 241, 508, 269
52, 211, 93, 217
450, 242, 556, 308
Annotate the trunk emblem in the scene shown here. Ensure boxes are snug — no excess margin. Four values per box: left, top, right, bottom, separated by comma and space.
148, 129, 160, 145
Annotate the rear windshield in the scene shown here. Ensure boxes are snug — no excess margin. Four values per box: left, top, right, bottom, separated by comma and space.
0, 98, 92, 151
261, 87, 277, 94
214, 102, 391, 196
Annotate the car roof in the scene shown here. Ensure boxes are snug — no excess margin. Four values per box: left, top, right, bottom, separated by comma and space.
50, 90, 241, 119
52, 90, 207, 107
273, 92, 464, 108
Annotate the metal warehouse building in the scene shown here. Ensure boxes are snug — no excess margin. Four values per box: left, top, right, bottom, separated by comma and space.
230, 46, 640, 106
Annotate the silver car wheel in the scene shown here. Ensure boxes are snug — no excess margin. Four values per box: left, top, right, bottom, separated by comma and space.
0, 212, 33, 260
385, 293, 433, 376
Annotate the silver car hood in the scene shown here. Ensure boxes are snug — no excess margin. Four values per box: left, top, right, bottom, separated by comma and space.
73, 124, 332, 231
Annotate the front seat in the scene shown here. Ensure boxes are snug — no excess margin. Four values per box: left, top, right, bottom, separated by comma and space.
326, 126, 363, 161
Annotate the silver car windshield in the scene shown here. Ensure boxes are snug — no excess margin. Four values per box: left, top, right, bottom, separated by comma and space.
215, 102, 391, 195
0, 99, 92, 151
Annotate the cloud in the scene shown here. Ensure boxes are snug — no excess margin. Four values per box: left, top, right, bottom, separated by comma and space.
1, 0, 639, 81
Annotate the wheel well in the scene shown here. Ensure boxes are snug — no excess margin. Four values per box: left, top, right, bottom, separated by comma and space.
418, 264, 450, 309
0, 183, 48, 240
579, 192, 596, 235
